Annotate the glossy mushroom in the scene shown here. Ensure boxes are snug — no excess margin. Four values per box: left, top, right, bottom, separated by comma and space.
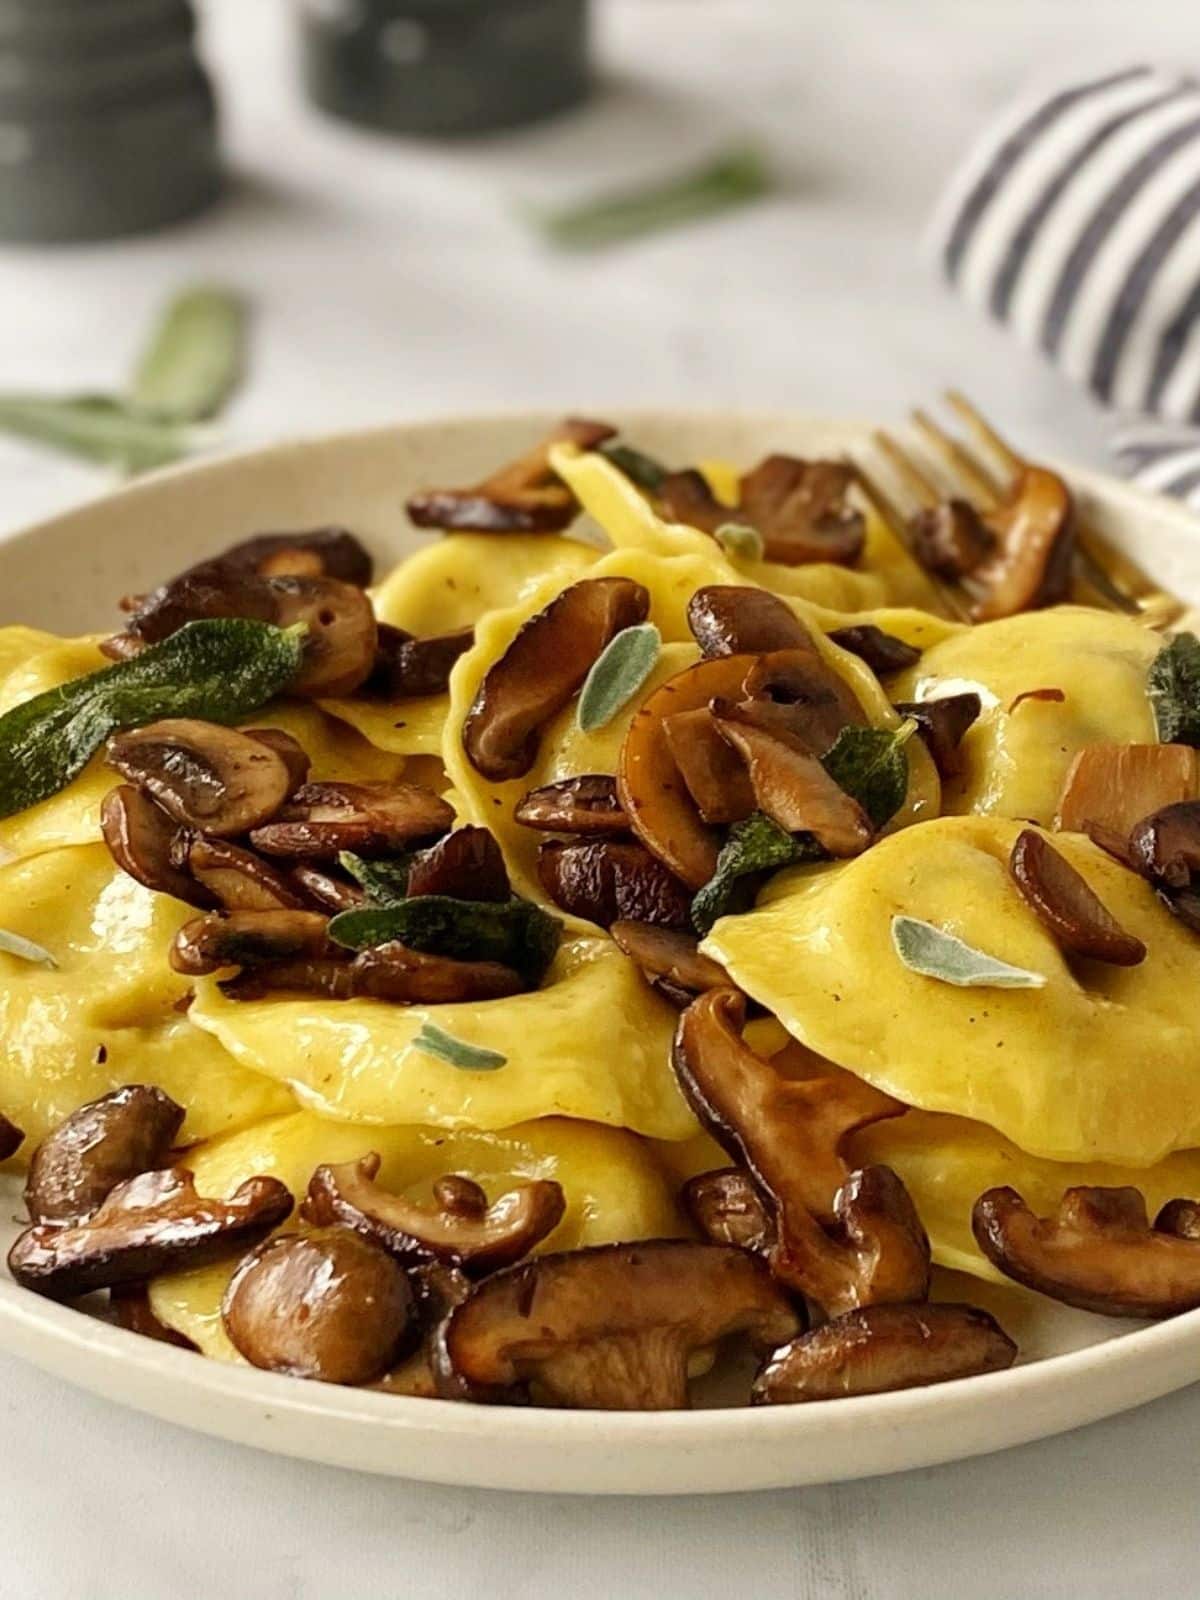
407, 418, 615, 533
463, 576, 650, 781
1129, 801, 1200, 890
892, 694, 981, 781
105, 719, 294, 839
662, 709, 756, 824
969, 466, 1075, 621
24, 1085, 184, 1225
435, 1241, 800, 1409
1010, 829, 1146, 965
610, 921, 731, 997
185, 838, 310, 912
663, 458, 866, 566
222, 1228, 415, 1385
249, 781, 453, 860
537, 839, 693, 930
686, 586, 817, 659
288, 864, 367, 913
972, 1185, 1200, 1317
100, 784, 213, 908
738, 649, 868, 752
169, 909, 334, 976
908, 498, 994, 580
369, 623, 475, 700
826, 625, 920, 676
753, 1303, 1016, 1404
406, 826, 511, 902
1056, 744, 1200, 839
513, 775, 630, 837
241, 727, 311, 793
8, 1168, 293, 1300
682, 1168, 774, 1254
267, 575, 379, 698
303, 1153, 566, 1273
350, 942, 525, 1004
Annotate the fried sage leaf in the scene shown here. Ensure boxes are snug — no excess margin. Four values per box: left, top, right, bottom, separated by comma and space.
412, 1023, 506, 1072
891, 915, 1046, 989
0, 927, 57, 967
1149, 632, 1200, 747
338, 851, 414, 907
328, 896, 562, 988
577, 623, 662, 733
0, 619, 305, 820
130, 286, 247, 424
691, 812, 808, 935
821, 720, 915, 830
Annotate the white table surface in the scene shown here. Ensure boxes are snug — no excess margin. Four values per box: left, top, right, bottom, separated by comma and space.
3, 2, 1200, 1595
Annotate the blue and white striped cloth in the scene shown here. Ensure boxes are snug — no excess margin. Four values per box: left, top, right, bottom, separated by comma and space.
929, 65, 1200, 508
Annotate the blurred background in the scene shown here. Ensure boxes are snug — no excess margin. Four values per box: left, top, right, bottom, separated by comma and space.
0, 0, 1186, 525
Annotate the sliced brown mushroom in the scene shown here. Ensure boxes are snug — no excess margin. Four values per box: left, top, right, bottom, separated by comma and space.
513, 774, 630, 837
686, 586, 817, 659
464, 576, 650, 781
1009, 828, 1146, 965
435, 1241, 800, 1409
24, 1085, 184, 1225
892, 693, 981, 781
753, 1303, 1016, 1404
368, 623, 475, 700
406, 826, 511, 902
673, 990, 919, 1313
303, 1153, 565, 1273
0, 1112, 23, 1163
610, 920, 731, 997
351, 941, 525, 1004
972, 1184, 1200, 1317
106, 720, 294, 838
618, 655, 761, 888
169, 910, 333, 977
8, 1168, 293, 1300
827, 625, 921, 676
407, 418, 615, 533
710, 712, 873, 856
288, 864, 368, 913
662, 708, 756, 824
241, 727, 311, 793
267, 575, 379, 698
1057, 743, 1200, 838
220, 957, 357, 1002
249, 781, 453, 860
372, 1262, 471, 1397
222, 1228, 415, 1384
663, 459, 865, 567
1129, 801, 1200, 890
969, 466, 1075, 621
186, 838, 310, 912
682, 1168, 774, 1254
537, 839, 693, 930
100, 784, 214, 908
908, 498, 994, 580
740, 649, 868, 751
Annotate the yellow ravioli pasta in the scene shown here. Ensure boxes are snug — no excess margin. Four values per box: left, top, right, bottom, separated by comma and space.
0, 845, 292, 1149
707, 814, 1200, 1166
189, 936, 697, 1140
372, 532, 599, 634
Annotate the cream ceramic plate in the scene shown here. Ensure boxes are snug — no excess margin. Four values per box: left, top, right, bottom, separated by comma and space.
3, 411, 1200, 1495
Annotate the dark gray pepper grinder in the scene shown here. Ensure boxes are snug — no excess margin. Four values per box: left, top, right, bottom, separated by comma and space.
0, 0, 220, 244
298, 0, 590, 138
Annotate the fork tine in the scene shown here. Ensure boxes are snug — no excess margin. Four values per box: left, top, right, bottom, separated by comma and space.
873, 430, 940, 507
943, 390, 1023, 477
910, 408, 1000, 503
848, 455, 972, 623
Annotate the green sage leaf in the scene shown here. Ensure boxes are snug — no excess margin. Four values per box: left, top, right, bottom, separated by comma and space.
891, 915, 1046, 989
412, 1023, 506, 1072
131, 286, 247, 424
597, 441, 669, 493
338, 851, 414, 907
0, 618, 305, 820
714, 522, 764, 562
577, 623, 662, 733
0, 394, 193, 474
1148, 632, 1200, 746
822, 720, 916, 829
0, 927, 57, 968
329, 895, 562, 988
532, 142, 773, 251
692, 812, 809, 935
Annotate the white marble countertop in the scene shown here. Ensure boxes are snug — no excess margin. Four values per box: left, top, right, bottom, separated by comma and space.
4, 2, 1200, 1595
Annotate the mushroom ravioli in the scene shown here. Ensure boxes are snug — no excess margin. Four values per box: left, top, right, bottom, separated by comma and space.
6, 412, 1200, 1411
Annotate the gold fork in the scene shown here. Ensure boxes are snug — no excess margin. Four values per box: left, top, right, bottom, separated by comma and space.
849, 391, 1184, 629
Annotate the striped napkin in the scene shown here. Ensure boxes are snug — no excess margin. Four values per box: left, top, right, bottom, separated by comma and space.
929, 65, 1200, 508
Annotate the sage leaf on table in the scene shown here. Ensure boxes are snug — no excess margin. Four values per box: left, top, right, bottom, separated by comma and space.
822, 720, 916, 830
0, 618, 305, 819
329, 895, 563, 988
714, 522, 764, 562
692, 811, 809, 935
891, 916, 1046, 989
412, 1023, 507, 1073
0, 927, 57, 968
338, 850, 415, 907
598, 441, 670, 494
1148, 631, 1200, 745
532, 142, 773, 251
0, 395, 194, 474
577, 623, 661, 733
130, 286, 247, 424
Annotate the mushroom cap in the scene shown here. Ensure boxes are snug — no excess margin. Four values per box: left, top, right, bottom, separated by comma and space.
1010, 828, 1146, 966
106, 719, 294, 839
686, 587, 817, 659
970, 466, 1075, 621
537, 840, 693, 930
100, 783, 214, 908
437, 1240, 800, 1409
170, 910, 334, 977
186, 837, 310, 913
24, 1084, 184, 1226
249, 781, 454, 861
513, 775, 630, 837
